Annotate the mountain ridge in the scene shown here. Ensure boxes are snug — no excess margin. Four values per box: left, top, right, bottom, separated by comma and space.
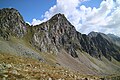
0, 8, 120, 78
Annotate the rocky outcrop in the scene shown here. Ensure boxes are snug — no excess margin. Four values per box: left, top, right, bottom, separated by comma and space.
107, 34, 120, 47
0, 8, 26, 40
77, 31, 120, 61
0, 8, 120, 62
87, 32, 120, 61
1, 8, 120, 77
31, 13, 81, 57
30, 13, 120, 61
77, 32, 101, 59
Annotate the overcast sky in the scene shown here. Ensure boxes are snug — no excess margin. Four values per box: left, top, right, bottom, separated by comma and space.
0, 0, 120, 36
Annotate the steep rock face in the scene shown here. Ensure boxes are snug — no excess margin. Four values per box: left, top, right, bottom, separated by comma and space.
1, 8, 120, 62
87, 32, 120, 61
0, 8, 42, 61
77, 31, 120, 61
107, 34, 120, 47
30, 13, 120, 61
77, 32, 101, 59
0, 8, 26, 40
31, 14, 81, 57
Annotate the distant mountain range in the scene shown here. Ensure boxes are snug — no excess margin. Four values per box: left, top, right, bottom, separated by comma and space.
0, 8, 120, 79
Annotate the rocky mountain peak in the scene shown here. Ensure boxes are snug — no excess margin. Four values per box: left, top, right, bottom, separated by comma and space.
88, 31, 99, 38
86, 31, 120, 61
48, 13, 74, 29
31, 13, 80, 57
30, 13, 120, 61
0, 8, 26, 40
107, 34, 120, 47
1, 8, 120, 62
50, 13, 65, 21
1, 8, 120, 76
88, 31, 112, 42
107, 34, 119, 38
88, 31, 107, 38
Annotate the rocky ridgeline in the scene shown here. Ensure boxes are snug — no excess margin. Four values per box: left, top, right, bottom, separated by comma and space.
0, 8, 120, 62
0, 8, 120, 79
87, 32, 120, 61
31, 13, 80, 57
31, 13, 120, 61
0, 8, 26, 40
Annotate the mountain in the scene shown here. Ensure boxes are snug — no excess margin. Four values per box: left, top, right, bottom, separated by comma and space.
0, 8, 43, 61
0, 8, 120, 79
0, 8, 26, 40
31, 13, 80, 58
30, 13, 120, 61
87, 32, 120, 61
107, 34, 120, 47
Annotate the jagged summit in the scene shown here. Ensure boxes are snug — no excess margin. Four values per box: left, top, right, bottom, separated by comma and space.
31, 13, 80, 57
31, 13, 120, 61
88, 31, 99, 38
0, 8, 18, 12
1, 8, 120, 62
1, 8, 120, 76
107, 33, 120, 47
88, 31, 108, 38
47, 13, 73, 28
107, 33, 119, 38
0, 8, 26, 40
88, 31, 112, 42
50, 13, 65, 20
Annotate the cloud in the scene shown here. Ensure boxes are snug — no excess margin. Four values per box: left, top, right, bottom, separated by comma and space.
31, 0, 120, 36
31, 19, 42, 26
31, 18, 47, 26
26, 21, 31, 25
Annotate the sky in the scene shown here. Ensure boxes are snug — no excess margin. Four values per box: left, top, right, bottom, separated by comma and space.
0, 0, 120, 36
0, 0, 56, 22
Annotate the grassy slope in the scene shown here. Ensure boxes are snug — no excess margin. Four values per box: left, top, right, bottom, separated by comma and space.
0, 52, 102, 80
0, 37, 42, 60
77, 50, 120, 75
0, 52, 120, 80
57, 49, 120, 76
0, 37, 85, 79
